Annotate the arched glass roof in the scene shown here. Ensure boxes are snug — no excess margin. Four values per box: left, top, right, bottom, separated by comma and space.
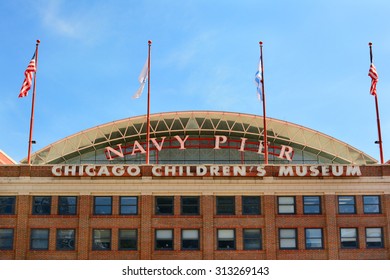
23, 111, 377, 165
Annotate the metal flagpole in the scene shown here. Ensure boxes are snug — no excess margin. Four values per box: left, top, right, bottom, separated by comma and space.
259, 42, 269, 164
368, 42, 384, 164
27, 40, 40, 165
146, 40, 152, 164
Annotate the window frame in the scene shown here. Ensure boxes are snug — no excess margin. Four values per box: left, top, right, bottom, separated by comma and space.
365, 227, 384, 249
58, 196, 77, 215
119, 196, 138, 215
0, 196, 16, 215
118, 229, 138, 250
363, 195, 381, 214
303, 196, 321, 215
155, 196, 174, 215
155, 229, 174, 250
181, 229, 200, 250
340, 228, 358, 249
277, 196, 296, 215
242, 196, 261, 215
0, 228, 14, 250
279, 228, 298, 249
30, 229, 50, 250
243, 228, 262, 250
93, 196, 112, 215
216, 196, 235, 215
338, 196, 356, 214
56, 229, 76, 251
92, 229, 112, 251
305, 228, 323, 249
217, 229, 236, 250
32, 196, 52, 215
181, 196, 200, 215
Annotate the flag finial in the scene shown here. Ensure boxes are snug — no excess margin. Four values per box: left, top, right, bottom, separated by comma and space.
369, 42, 372, 46
36, 40, 40, 44
259, 41, 263, 45
148, 40, 152, 45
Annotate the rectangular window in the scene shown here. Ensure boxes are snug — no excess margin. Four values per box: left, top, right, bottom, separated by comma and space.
92, 229, 111, 250
217, 229, 235, 250
155, 229, 173, 250
58, 196, 77, 215
363, 196, 381, 214
182, 229, 200, 250
120, 197, 138, 215
278, 196, 295, 214
338, 196, 356, 214
56, 229, 76, 250
30, 229, 49, 250
366, 228, 383, 248
94, 197, 112, 215
119, 229, 137, 250
32, 196, 51, 215
155, 197, 174, 215
243, 229, 262, 250
303, 196, 321, 214
181, 197, 200, 215
242, 196, 261, 215
216, 196, 235, 215
305, 228, 323, 249
0, 229, 14, 250
0, 196, 16, 215
340, 228, 358, 249
279, 229, 297, 249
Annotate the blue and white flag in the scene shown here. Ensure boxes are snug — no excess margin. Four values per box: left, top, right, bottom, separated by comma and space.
132, 57, 149, 99
254, 57, 263, 101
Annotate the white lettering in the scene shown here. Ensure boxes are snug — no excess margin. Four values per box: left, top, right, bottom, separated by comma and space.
279, 166, 294, 176
278, 145, 293, 162
105, 144, 124, 160
64, 165, 77, 176
346, 166, 361, 176
222, 165, 230, 176
256, 166, 266, 176
127, 166, 141, 176
52, 165, 62, 176
97, 166, 110, 176
332, 165, 344, 176
131, 141, 146, 155
152, 166, 162, 176
233, 166, 246, 176
321, 165, 330, 176
295, 166, 308, 176
173, 135, 189, 150
196, 165, 207, 176
151, 137, 166, 151
214, 135, 227, 149
112, 165, 125, 176
310, 166, 319, 176
239, 138, 247, 152
85, 165, 96, 176
165, 165, 176, 176
210, 165, 220, 176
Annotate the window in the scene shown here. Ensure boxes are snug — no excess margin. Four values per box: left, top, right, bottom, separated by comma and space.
366, 228, 383, 248
305, 228, 323, 249
217, 229, 235, 250
0, 229, 14, 250
58, 196, 77, 215
94, 197, 112, 215
243, 229, 262, 250
340, 228, 358, 249
216, 196, 235, 215
278, 196, 295, 214
279, 229, 297, 249
182, 229, 200, 250
0, 196, 16, 215
56, 229, 75, 250
155, 229, 173, 250
338, 196, 356, 214
92, 229, 111, 250
119, 229, 137, 250
181, 197, 200, 215
120, 197, 138, 215
242, 196, 261, 215
32, 196, 51, 215
363, 196, 381, 214
155, 197, 174, 215
303, 196, 321, 214
30, 229, 49, 250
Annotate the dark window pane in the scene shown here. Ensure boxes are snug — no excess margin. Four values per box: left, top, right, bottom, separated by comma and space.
340, 228, 358, 249
216, 197, 235, 215
182, 229, 199, 250
303, 196, 321, 214
0, 229, 14, 250
120, 197, 138, 215
31, 229, 49, 250
155, 229, 173, 250
93, 229, 111, 250
56, 229, 75, 250
94, 197, 112, 215
32, 197, 51, 215
0, 197, 16, 215
181, 197, 200, 215
243, 229, 262, 250
305, 229, 323, 249
242, 197, 261, 215
366, 228, 383, 248
58, 197, 77, 215
119, 229, 137, 250
338, 196, 355, 214
217, 229, 235, 250
155, 197, 174, 215
363, 196, 381, 214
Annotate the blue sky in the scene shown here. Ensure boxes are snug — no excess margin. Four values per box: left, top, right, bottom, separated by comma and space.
1, 0, 389, 163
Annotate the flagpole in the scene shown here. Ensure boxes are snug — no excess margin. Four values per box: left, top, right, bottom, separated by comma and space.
146, 40, 152, 164
259, 41, 269, 164
369, 42, 384, 164
27, 40, 40, 165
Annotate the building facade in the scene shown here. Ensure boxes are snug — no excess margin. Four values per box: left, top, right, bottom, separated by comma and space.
0, 111, 389, 260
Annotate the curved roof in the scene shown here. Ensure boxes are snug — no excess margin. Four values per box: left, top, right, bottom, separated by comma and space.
24, 111, 377, 164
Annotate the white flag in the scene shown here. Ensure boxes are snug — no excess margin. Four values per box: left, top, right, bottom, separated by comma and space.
132, 58, 148, 99
254, 57, 263, 101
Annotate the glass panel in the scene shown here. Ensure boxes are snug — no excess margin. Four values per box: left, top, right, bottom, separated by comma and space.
218, 229, 234, 239
0, 229, 13, 249
58, 197, 77, 215
182, 230, 199, 239
279, 197, 294, 204
280, 239, 296, 248
56, 229, 75, 250
32, 197, 51, 215
341, 228, 357, 238
119, 229, 137, 239
156, 230, 172, 239
0, 197, 16, 214
363, 196, 379, 204
280, 229, 296, 238
279, 205, 295, 214
306, 229, 322, 238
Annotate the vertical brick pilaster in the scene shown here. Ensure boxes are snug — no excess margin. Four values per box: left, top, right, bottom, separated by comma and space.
140, 195, 152, 260
324, 194, 339, 259
15, 195, 29, 259
264, 195, 276, 259
202, 195, 214, 259
77, 195, 90, 260
384, 194, 390, 259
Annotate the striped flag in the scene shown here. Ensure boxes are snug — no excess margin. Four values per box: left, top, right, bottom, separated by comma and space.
132, 57, 149, 99
18, 53, 37, 98
368, 63, 378, 96
254, 57, 263, 101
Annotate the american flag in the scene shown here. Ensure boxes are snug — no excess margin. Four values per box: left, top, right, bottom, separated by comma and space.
18, 53, 36, 98
368, 63, 378, 96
